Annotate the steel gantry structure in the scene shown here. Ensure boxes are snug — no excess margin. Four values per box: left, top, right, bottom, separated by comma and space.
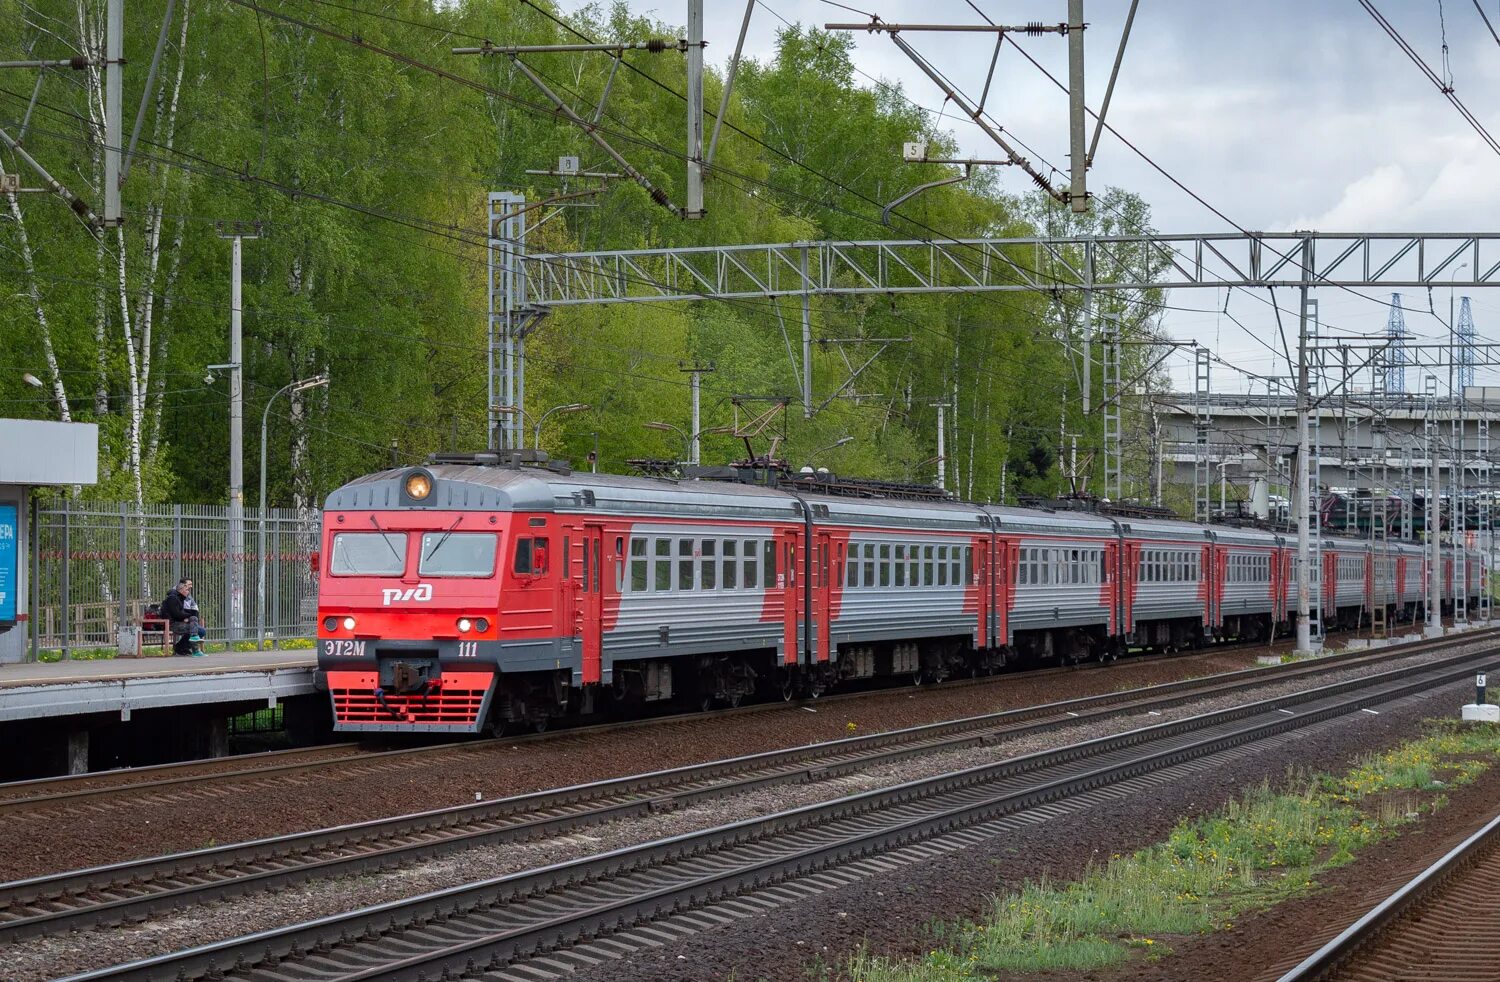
519, 232, 1500, 305
506, 229, 1499, 654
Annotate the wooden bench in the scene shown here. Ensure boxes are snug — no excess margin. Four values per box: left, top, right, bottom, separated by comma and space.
134, 610, 172, 658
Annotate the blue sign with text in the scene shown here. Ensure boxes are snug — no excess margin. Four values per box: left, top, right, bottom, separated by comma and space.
0, 504, 15, 624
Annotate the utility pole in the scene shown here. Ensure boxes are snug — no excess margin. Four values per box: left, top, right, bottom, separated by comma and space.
217, 222, 259, 642
684, 0, 705, 219
1427, 374, 1442, 636
932, 401, 952, 491
801, 244, 813, 418
103, 0, 123, 226
1294, 259, 1315, 654
1067, 0, 1089, 212
488, 192, 529, 450
680, 361, 715, 465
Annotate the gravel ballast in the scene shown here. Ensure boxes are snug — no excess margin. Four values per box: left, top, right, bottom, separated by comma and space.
3, 648, 1279, 882
5, 640, 1489, 980
554, 680, 1489, 982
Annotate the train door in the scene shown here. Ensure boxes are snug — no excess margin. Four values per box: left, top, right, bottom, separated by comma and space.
972, 535, 989, 649
1122, 541, 1139, 637
1271, 548, 1285, 622
1102, 540, 1117, 635
814, 531, 833, 663
779, 529, 801, 665
579, 525, 604, 685
1207, 544, 1222, 629
990, 538, 1006, 649
1322, 551, 1336, 618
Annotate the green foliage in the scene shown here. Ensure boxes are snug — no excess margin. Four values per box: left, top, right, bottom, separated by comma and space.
2, 1, 1165, 505
841, 724, 1500, 980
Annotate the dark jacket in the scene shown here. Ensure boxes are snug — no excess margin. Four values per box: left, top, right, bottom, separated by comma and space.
160, 590, 193, 624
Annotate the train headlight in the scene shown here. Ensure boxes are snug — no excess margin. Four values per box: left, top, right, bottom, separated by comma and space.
475, 617, 490, 633
323, 616, 337, 632
342, 616, 356, 631
404, 472, 432, 500
457, 617, 473, 633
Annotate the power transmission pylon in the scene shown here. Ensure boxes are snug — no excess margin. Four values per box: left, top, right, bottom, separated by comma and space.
1458, 296, 1476, 392
1386, 293, 1407, 395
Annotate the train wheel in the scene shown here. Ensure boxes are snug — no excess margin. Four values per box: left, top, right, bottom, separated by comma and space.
532, 717, 549, 734
781, 674, 796, 701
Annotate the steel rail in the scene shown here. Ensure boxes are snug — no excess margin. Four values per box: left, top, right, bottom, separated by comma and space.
0, 621, 1419, 817
58, 647, 1496, 982
5, 628, 1490, 945
0, 641, 1208, 816
0, 742, 363, 808
1278, 811, 1500, 981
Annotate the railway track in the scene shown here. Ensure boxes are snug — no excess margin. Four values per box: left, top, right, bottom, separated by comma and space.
0, 637, 1299, 820
0, 629, 1458, 947
0, 742, 368, 814
0, 630, 1474, 945
0, 623, 1436, 821
1280, 811, 1500, 981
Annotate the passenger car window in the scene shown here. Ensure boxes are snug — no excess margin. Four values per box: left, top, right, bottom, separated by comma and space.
654, 538, 672, 591
630, 538, 648, 592
724, 539, 739, 589
701, 539, 717, 590
678, 538, 695, 591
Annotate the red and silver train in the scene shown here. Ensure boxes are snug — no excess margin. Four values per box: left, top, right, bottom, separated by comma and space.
314, 455, 1482, 734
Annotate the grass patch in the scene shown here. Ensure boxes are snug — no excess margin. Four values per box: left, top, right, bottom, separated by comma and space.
842, 720, 1500, 981
36, 636, 314, 662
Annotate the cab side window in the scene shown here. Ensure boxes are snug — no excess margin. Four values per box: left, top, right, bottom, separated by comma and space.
514, 536, 549, 575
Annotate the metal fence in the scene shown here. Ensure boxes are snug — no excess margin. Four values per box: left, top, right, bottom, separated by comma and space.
29, 500, 320, 657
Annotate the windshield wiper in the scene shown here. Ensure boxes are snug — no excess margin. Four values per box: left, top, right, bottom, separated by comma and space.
423, 516, 464, 565
367, 514, 406, 568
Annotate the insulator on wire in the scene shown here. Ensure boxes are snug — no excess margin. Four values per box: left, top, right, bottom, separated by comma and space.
646, 38, 669, 52
1026, 22, 1046, 36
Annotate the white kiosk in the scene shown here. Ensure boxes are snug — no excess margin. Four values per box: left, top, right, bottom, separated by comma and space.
0, 418, 99, 664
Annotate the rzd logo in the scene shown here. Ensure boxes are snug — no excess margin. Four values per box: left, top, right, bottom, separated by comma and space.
381, 583, 433, 606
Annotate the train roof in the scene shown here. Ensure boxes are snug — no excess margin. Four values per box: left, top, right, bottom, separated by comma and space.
324, 463, 1482, 557
325, 464, 804, 522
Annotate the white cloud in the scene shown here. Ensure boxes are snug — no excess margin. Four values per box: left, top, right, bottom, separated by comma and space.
587, 0, 1500, 390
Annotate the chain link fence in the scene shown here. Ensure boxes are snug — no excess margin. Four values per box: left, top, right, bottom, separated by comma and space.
28, 500, 320, 658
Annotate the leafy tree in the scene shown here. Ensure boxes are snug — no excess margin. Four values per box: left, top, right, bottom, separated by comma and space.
1, 0, 1163, 512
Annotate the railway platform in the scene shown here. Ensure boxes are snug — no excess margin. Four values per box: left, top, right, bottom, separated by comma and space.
0, 650, 317, 721
0, 651, 321, 778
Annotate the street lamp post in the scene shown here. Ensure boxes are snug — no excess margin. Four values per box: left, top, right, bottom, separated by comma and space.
533, 403, 590, 449
644, 421, 731, 464
808, 436, 854, 465
258, 374, 328, 649
644, 420, 689, 461
490, 402, 590, 450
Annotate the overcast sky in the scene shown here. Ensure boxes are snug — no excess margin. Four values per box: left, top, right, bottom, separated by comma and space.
571, 1, 1500, 393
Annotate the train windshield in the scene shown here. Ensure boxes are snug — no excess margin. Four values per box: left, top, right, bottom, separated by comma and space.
419, 532, 498, 577
330, 532, 407, 576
